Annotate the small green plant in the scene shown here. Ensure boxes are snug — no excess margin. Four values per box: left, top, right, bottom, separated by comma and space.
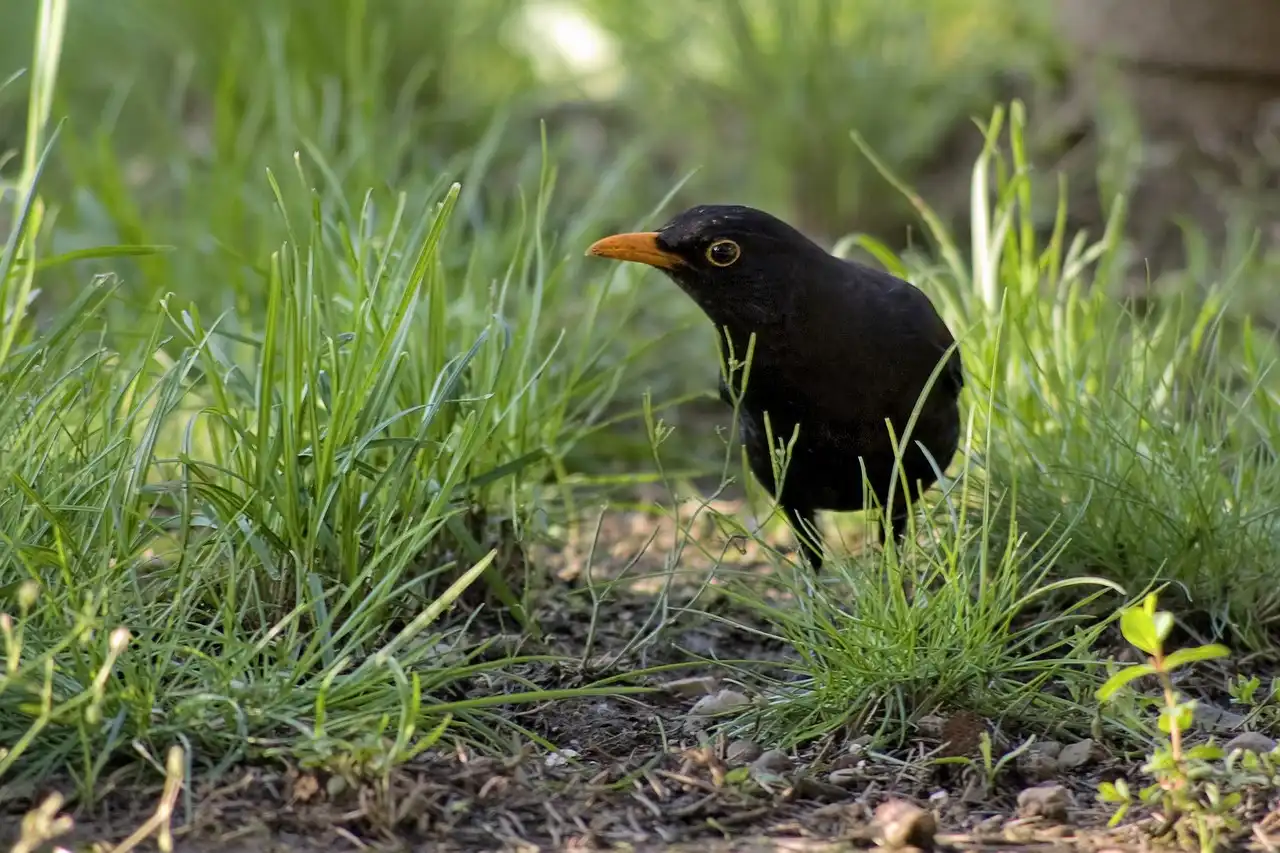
1226, 673, 1280, 730
936, 731, 1037, 798
1096, 592, 1235, 849
1227, 674, 1266, 707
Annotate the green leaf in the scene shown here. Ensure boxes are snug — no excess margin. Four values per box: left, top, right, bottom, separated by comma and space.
1097, 781, 1127, 803
1184, 744, 1226, 761
1119, 606, 1162, 655
1096, 663, 1156, 701
1151, 611, 1173, 644
1163, 644, 1230, 671
1158, 702, 1194, 735
931, 756, 974, 767
15, 243, 174, 271
1145, 748, 1177, 772
1231, 674, 1260, 705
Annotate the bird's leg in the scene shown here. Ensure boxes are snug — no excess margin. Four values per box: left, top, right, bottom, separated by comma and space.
783, 504, 823, 569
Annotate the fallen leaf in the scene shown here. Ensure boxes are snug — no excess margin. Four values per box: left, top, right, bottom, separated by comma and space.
291, 774, 319, 803
663, 675, 720, 697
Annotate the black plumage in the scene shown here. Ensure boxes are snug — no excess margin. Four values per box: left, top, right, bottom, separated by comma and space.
587, 204, 963, 568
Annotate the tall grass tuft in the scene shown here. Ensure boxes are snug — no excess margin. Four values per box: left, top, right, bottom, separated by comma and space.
0, 1, 650, 792
848, 103, 1280, 646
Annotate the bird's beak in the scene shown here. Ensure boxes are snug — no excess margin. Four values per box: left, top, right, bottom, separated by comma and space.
585, 231, 684, 270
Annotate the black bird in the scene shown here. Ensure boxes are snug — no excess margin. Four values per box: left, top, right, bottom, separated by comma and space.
587, 204, 963, 568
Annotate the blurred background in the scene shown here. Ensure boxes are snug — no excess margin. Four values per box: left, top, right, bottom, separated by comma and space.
2, 0, 1053, 245
3, 0, 1277, 292
2, 0, 1280, 463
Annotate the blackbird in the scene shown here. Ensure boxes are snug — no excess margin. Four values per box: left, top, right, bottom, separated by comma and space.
587, 204, 963, 568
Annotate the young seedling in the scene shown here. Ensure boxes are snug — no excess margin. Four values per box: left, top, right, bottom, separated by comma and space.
936, 730, 1038, 797
1095, 593, 1235, 848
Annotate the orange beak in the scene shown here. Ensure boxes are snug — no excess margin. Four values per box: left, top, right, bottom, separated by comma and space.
585, 231, 683, 270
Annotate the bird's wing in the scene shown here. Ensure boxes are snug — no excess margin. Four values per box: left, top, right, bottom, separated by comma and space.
781, 259, 963, 427
854, 261, 963, 397
901, 285, 964, 396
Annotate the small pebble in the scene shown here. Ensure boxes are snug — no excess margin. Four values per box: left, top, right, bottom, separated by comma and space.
916, 715, 946, 738
1016, 740, 1064, 782
726, 739, 761, 765
846, 734, 872, 752
750, 748, 793, 775
689, 689, 750, 717
1017, 783, 1071, 821
1225, 731, 1278, 754
1194, 703, 1248, 732
873, 798, 936, 848
1055, 738, 1098, 769
1034, 739, 1064, 759
544, 748, 580, 768
326, 775, 347, 797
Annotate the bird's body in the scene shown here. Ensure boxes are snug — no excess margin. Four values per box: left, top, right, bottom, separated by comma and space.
588, 205, 963, 567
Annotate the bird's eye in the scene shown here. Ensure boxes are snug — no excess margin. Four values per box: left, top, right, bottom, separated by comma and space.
705, 239, 741, 267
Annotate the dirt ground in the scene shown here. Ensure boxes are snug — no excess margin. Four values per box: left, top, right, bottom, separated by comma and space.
6, 503, 1280, 853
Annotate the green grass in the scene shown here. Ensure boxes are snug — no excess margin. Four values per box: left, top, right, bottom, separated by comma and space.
1, 0, 659, 793
710, 491, 1122, 748
4, 0, 1280, 832
898, 106, 1280, 647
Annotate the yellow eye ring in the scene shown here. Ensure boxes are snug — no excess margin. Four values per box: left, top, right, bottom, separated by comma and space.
705, 239, 741, 267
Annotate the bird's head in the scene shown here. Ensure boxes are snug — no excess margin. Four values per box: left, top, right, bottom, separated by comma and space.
586, 204, 831, 329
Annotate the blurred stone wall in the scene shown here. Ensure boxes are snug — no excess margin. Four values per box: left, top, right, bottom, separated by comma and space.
1056, 0, 1280, 275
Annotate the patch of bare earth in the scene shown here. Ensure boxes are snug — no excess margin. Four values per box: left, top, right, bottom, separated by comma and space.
6, 504, 1280, 852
